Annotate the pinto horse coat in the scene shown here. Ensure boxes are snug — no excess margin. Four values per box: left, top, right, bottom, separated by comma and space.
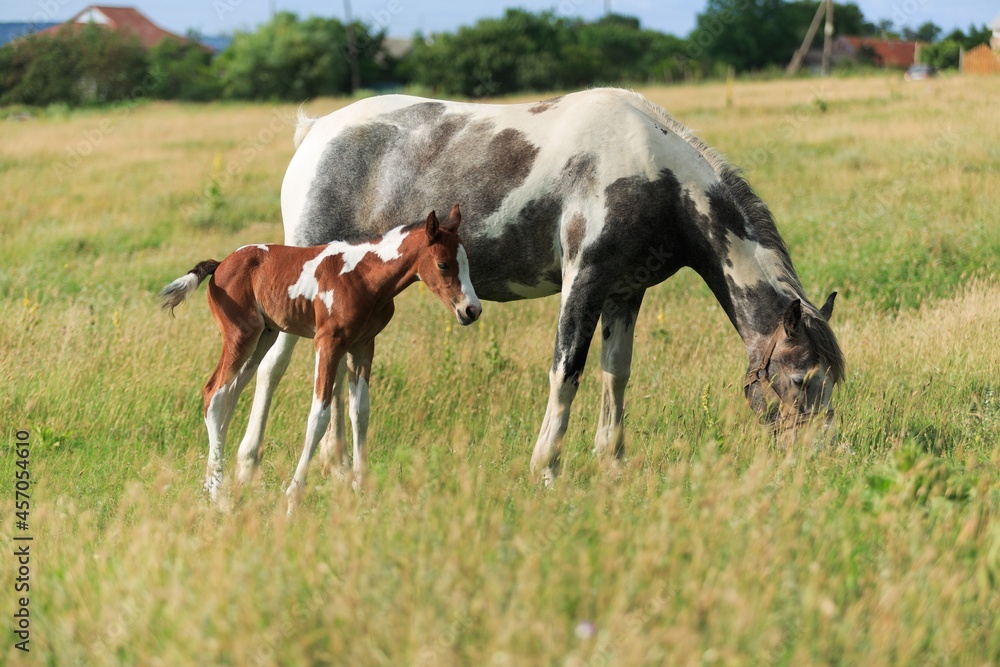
238, 88, 844, 483
162, 208, 480, 508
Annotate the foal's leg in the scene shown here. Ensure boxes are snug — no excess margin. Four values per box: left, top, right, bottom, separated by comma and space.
316, 358, 349, 479
594, 290, 644, 462
346, 338, 375, 486
234, 331, 299, 485
228, 326, 280, 486
203, 321, 265, 503
285, 336, 345, 514
530, 266, 608, 484
343, 302, 393, 486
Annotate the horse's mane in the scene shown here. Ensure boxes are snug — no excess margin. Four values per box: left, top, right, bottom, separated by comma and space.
630, 89, 845, 382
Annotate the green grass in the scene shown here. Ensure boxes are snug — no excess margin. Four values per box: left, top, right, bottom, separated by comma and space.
1, 76, 999, 665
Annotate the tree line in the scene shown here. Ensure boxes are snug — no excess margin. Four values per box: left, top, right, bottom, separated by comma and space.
0, 3, 991, 107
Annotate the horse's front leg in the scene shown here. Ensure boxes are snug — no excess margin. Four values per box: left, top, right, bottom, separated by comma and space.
344, 301, 394, 489
594, 290, 644, 463
316, 357, 349, 480
285, 335, 345, 515
531, 266, 608, 485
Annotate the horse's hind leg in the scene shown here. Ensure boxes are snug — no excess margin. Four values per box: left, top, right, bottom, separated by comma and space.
594, 290, 645, 463
233, 331, 299, 485
231, 326, 281, 486
203, 320, 265, 503
530, 266, 608, 484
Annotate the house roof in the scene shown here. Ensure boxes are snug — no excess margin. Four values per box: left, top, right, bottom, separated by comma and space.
839, 36, 920, 68
37, 5, 197, 50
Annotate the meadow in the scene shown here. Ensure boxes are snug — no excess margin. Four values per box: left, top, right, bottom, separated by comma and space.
1, 74, 999, 665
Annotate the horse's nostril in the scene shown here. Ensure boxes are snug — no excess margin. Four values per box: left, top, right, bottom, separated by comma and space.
466, 305, 479, 321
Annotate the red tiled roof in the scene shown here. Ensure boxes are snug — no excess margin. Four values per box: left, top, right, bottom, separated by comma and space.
840, 36, 920, 68
38, 5, 193, 50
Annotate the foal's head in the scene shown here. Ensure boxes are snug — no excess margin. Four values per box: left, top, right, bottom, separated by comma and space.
744, 293, 844, 443
415, 204, 482, 326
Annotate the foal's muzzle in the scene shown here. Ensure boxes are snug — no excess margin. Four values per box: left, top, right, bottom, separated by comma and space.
457, 303, 481, 326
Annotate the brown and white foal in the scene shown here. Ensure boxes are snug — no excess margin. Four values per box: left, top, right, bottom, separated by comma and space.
161, 205, 480, 511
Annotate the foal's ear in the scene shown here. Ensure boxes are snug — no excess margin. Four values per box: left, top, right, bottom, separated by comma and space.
783, 299, 802, 336
425, 210, 440, 241
819, 292, 837, 321
446, 203, 462, 231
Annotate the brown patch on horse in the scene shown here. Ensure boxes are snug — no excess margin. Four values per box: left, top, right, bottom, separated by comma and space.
528, 96, 563, 114
564, 213, 586, 260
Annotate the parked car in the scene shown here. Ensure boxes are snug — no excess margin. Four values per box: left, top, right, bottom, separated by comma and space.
904, 64, 936, 81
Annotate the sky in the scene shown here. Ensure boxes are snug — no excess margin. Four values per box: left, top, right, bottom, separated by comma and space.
2, 0, 996, 39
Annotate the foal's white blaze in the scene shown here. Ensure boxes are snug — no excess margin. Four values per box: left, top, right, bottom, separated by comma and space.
456, 246, 481, 311
722, 232, 794, 294
287, 226, 409, 302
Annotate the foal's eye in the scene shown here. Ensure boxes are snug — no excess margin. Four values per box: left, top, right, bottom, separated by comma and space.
791, 376, 805, 387
436, 261, 449, 271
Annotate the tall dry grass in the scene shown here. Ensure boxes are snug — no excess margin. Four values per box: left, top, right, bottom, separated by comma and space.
1, 74, 999, 665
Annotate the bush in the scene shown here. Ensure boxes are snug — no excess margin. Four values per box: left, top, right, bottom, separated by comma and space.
212, 12, 387, 100
148, 37, 220, 101
0, 24, 148, 106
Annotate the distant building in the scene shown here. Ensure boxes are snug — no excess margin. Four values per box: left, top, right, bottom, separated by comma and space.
35, 5, 222, 53
833, 36, 923, 68
991, 11, 1000, 50
961, 44, 1000, 75
0, 22, 59, 47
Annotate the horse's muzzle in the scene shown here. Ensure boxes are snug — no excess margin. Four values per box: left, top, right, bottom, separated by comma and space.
457, 303, 481, 326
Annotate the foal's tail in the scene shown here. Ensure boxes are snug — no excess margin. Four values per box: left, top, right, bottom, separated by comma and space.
159, 260, 220, 316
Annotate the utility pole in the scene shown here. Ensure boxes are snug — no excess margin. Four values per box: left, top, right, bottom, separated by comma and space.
343, 0, 361, 93
269, 0, 275, 18
787, 0, 834, 76
821, 0, 834, 76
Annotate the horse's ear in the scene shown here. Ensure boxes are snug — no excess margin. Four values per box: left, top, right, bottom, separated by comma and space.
783, 299, 802, 336
446, 203, 462, 231
820, 292, 837, 321
425, 210, 440, 241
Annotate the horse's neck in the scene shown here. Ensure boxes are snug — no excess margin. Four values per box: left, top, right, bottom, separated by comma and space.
356, 243, 421, 302
693, 221, 803, 363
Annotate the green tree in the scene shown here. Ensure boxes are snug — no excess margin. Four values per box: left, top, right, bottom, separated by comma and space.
902, 22, 942, 42
0, 24, 148, 106
920, 39, 961, 68
691, 0, 800, 71
147, 37, 220, 101
404, 9, 572, 97
213, 12, 386, 100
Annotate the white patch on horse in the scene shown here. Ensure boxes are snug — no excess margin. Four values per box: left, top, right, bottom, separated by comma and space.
287, 226, 408, 301
683, 184, 713, 219
723, 232, 794, 294
318, 289, 334, 314
236, 244, 270, 253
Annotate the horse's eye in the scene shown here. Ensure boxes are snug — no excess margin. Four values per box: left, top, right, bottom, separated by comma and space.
791, 376, 805, 387
436, 261, 448, 271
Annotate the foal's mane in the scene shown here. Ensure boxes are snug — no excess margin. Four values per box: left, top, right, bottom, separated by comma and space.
631, 90, 845, 382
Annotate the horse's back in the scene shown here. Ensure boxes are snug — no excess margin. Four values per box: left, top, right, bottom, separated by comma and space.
281, 89, 719, 300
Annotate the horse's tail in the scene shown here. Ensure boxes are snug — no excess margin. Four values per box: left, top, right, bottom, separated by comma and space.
160, 260, 219, 316
293, 105, 319, 149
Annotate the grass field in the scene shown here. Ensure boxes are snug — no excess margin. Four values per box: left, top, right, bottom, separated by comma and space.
2, 74, 1000, 665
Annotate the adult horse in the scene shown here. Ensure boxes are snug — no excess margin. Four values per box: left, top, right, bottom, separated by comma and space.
232, 88, 845, 485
